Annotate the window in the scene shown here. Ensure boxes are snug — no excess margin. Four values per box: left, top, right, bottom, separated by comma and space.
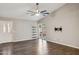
0, 21, 12, 33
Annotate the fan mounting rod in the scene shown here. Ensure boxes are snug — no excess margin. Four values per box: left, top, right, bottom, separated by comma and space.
35, 3, 39, 13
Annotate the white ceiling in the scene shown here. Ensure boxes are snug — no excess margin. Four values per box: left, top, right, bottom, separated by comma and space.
0, 3, 65, 21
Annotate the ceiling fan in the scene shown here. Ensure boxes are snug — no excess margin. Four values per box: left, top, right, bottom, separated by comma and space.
26, 3, 49, 16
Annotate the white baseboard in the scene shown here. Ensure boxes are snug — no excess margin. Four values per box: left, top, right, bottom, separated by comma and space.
47, 39, 79, 49
13, 39, 36, 42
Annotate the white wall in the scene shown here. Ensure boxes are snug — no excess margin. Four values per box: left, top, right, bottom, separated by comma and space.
13, 20, 37, 42
0, 17, 37, 43
38, 3, 79, 49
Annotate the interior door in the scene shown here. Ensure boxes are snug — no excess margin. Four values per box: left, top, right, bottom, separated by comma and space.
38, 23, 47, 40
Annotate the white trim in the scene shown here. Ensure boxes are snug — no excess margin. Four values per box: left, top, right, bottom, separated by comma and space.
47, 39, 79, 49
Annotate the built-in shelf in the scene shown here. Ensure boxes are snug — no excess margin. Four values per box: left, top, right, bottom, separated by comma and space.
32, 26, 37, 39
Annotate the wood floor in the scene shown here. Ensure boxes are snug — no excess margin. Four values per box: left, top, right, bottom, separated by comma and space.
0, 39, 79, 55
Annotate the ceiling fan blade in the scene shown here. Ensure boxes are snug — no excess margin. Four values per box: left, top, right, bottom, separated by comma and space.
41, 12, 49, 16
27, 10, 34, 13
26, 10, 36, 16
43, 12, 49, 14
42, 14, 47, 16
40, 10, 47, 13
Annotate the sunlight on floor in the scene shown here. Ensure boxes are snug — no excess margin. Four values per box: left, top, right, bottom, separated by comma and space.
37, 39, 48, 55
2, 44, 13, 55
